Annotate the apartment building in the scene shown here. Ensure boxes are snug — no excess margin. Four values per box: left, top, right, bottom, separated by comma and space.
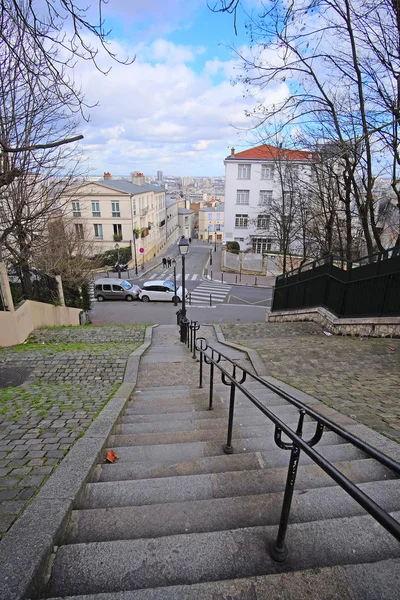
64, 174, 167, 263
198, 205, 224, 243
224, 145, 313, 253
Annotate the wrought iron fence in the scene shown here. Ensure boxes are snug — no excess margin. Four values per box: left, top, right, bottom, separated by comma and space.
62, 284, 83, 309
195, 337, 400, 562
273, 247, 400, 318
8, 266, 59, 307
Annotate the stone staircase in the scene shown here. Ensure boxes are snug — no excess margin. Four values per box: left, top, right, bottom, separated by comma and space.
38, 326, 400, 599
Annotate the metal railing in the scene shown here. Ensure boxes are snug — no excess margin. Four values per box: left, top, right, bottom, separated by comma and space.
194, 337, 400, 562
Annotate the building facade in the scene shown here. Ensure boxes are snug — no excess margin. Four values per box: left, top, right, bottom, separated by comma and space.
178, 208, 195, 239
198, 205, 224, 243
63, 176, 168, 264
224, 145, 313, 253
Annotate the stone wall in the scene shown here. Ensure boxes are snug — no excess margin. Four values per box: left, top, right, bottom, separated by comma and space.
267, 306, 400, 337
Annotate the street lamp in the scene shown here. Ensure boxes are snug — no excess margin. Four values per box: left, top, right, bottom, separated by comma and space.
115, 243, 121, 279
172, 258, 178, 307
132, 231, 138, 276
178, 236, 189, 342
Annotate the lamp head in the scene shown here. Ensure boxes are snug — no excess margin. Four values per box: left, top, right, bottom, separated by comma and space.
178, 236, 189, 256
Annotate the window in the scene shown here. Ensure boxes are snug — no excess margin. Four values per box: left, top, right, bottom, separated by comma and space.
234, 237, 244, 242
72, 201, 81, 217
112, 285, 124, 292
215, 224, 221, 231
236, 190, 250, 205
252, 237, 272, 253
93, 224, 103, 239
75, 224, 84, 239
132, 199, 137, 216
113, 224, 122, 238
111, 201, 120, 218
102, 284, 111, 291
259, 190, 273, 206
92, 201, 101, 217
261, 164, 274, 180
208, 213, 213, 220
216, 213, 221, 220
238, 164, 251, 179
257, 214, 270, 229
235, 214, 248, 228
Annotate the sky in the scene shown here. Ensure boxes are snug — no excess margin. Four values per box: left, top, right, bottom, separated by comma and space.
74, 0, 288, 177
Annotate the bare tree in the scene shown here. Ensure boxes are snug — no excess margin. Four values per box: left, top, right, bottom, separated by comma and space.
0, 15, 84, 267
215, 0, 400, 254
33, 215, 102, 287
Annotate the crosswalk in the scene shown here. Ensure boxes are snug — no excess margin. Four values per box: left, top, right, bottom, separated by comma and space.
187, 280, 230, 306
145, 271, 199, 281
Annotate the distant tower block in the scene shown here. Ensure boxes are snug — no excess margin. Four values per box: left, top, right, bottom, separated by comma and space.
157, 170, 163, 182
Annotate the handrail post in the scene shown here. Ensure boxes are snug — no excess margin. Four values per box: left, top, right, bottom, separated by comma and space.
270, 410, 305, 562
190, 321, 193, 352
208, 353, 215, 410
199, 350, 203, 388
192, 322, 200, 359
223, 368, 237, 454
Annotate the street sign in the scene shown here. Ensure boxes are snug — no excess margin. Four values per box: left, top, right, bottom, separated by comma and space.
139, 248, 144, 253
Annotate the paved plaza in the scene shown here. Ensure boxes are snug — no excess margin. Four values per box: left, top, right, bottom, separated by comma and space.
221, 322, 400, 443
0, 325, 145, 538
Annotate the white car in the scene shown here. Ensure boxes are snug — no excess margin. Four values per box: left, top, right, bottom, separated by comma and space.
139, 280, 188, 302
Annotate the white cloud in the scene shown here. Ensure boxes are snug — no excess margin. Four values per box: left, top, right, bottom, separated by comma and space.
75, 39, 288, 175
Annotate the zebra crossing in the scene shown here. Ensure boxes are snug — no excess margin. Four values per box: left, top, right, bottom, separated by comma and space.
187, 280, 230, 306
145, 271, 199, 281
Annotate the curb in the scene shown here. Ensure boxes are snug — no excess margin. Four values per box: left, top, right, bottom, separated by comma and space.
0, 325, 156, 600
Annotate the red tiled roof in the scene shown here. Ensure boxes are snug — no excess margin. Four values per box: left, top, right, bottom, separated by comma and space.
226, 144, 314, 161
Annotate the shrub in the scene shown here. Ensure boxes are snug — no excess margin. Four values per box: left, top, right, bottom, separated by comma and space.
226, 241, 240, 254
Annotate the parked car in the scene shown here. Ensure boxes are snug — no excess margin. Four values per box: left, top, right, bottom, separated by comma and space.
111, 263, 129, 272
139, 280, 188, 303
94, 279, 140, 302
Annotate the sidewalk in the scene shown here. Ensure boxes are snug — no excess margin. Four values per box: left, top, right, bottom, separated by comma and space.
203, 246, 276, 288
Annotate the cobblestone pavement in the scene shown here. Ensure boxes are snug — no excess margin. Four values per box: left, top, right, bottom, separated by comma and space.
221, 322, 400, 443
0, 325, 145, 538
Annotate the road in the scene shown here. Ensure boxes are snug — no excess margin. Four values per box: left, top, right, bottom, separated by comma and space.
91, 243, 273, 325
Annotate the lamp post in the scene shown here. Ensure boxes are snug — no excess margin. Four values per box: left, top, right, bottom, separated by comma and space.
209, 247, 213, 266
115, 243, 121, 279
214, 232, 217, 252
132, 231, 138, 276
172, 258, 178, 307
178, 236, 189, 342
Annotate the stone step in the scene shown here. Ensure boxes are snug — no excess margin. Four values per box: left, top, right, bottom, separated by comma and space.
42, 558, 400, 600
97, 452, 264, 482
46, 512, 400, 597
79, 455, 396, 511
68, 479, 400, 544
101, 441, 368, 468
117, 415, 313, 435
122, 404, 311, 424
111, 429, 345, 449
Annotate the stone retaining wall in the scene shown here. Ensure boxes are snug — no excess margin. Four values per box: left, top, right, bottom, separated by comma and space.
267, 306, 400, 337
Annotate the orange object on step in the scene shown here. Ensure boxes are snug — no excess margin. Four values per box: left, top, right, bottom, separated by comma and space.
105, 450, 119, 463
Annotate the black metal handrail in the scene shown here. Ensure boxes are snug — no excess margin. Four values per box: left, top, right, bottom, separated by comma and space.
195, 337, 400, 561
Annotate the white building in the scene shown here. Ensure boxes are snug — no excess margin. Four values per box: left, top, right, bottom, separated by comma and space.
224, 145, 313, 253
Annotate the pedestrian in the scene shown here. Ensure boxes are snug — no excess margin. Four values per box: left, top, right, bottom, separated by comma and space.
162, 257, 167, 269
189, 237, 192, 244
167, 257, 171, 268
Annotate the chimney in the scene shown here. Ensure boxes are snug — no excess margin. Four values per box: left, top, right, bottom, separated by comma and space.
230, 147, 235, 156
131, 171, 145, 186
103, 172, 112, 180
